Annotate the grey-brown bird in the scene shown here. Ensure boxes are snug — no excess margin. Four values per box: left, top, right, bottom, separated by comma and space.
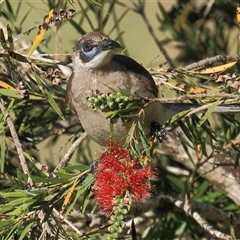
67, 31, 169, 145
67, 31, 240, 145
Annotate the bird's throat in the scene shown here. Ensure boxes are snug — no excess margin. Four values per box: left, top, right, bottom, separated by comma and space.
84, 50, 113, 69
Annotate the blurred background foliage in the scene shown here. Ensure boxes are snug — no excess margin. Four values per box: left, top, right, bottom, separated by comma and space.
0, 0, 240, 239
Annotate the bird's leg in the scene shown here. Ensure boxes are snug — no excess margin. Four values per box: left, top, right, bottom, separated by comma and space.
90, 159, 99, 175
149, 122, 167, 143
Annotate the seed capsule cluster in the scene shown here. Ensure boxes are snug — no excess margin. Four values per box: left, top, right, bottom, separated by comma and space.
87, 91, 134, 111
16, 81, 29, 99
41, 9, 76, 30
41, 67, 64, 85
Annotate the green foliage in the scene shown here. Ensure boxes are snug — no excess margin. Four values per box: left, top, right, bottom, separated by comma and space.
0, 0, 240, 239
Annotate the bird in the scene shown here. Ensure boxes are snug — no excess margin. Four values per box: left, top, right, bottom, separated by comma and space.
66, 31, 240, 145
66, 31, 169, 145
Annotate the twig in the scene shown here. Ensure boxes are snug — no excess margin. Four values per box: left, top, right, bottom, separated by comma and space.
52, 131, 88, 173
129, 194, 237, 239
195, 0, 215, 29
156, 132, 240, 206
184, 54, 240, 70
38, 210, 54, 237
147, 96, 240, 114
150, 93, 240, 103
0, 99, 34, 187
52, 208, 83, 236
174, 198, 232, 240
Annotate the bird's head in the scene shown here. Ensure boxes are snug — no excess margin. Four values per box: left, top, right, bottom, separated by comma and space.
73, 32, 122, 69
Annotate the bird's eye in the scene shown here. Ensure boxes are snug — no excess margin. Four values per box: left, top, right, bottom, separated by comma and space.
83, 42, 93, 52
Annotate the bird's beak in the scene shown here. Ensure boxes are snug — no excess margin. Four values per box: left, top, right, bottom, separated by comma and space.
100, 39, 122, 51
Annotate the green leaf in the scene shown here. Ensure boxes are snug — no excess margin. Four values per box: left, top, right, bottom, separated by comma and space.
42, 88, 65, 120
32, 176, 69, 184
64, 164, 89, 172
165, 174, 185, 193
197, 100, 221, 128
178, 118, 195, 145
82, 173, 94, 188
82, 191, 93, 215
137, 121, 150, 157
5, 197, 31, 206
230, 214, 236, 239
0, 136, 6, 172
0, 28, 7, 50
5, 223, 18, 239
54, 171, 75, 180
167, 109, 189, 126
18, 221, 34, 240
9, 51, 29, 62
7, 25, 13, 51
0, 220, 12, 228
101, 0, 117, 29
175, 222, 187, 235
0, 205, 14, 214
10, 202, 31, 215
0, 89, 21, 99
78, 2, 94, 30
2, 190, 33, 198
16, 170, 28, 184
179, 136, 194, 165
80, 174, 94, 214
193, 181, 209, 199
33, 72, 65, 119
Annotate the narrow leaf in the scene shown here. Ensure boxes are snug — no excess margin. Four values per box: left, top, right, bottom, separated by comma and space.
42, 88, 65, 119
28, 9, 54, 57
193, 62, 237, 74
60, 179, 78, 214
18, 221, 34, 240
197, 100, 221, 127
9, 51, 29, 62
0, 137, 6, 173
0, 29, 7, 50
7, 25, 13, 51
0, 89, 21, 99
0, 80, 15, 90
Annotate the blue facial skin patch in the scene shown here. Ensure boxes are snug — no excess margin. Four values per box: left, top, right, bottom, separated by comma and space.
82, 47, 99, 62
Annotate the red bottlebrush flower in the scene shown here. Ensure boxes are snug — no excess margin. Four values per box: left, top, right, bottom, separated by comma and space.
94, 141, 154, 212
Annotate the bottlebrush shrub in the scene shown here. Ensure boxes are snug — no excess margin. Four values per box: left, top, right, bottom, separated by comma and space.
93, 141, 155, 213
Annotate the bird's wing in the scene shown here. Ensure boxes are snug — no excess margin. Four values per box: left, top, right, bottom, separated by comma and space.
113, 54, 158, 97
66, 73, 77, 113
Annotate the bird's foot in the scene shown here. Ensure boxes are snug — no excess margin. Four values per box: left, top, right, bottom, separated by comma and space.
149, 122, 167, 143
90, 159, 99, 175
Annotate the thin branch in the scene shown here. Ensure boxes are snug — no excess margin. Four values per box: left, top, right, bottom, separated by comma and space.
129, 194, 238, 239
156, 131, 240, 206
0, 99, 34, 187
52, 208, 83, 236
52, 131, 88, 173
174, 198, 232, 240
150, 94, 240, 103
184, 54, 240, 70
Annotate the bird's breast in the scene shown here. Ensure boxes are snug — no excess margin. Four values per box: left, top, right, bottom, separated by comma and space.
71, 67, 131, 106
